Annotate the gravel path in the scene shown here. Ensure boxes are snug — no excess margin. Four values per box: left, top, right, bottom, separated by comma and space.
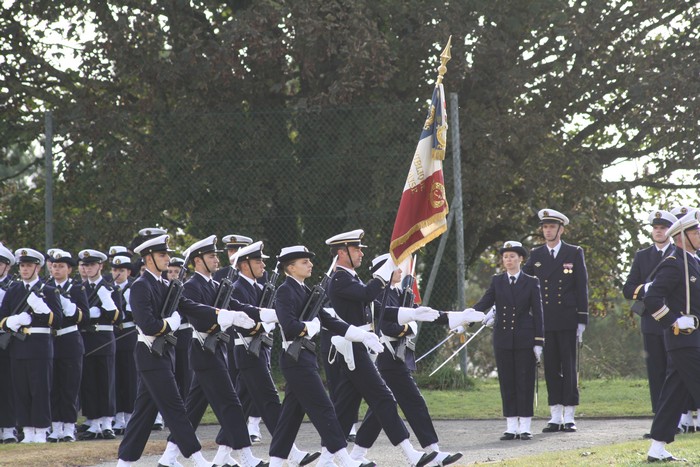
91, 417, 655, 466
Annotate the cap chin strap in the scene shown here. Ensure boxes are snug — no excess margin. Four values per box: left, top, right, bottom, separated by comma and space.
150, 253, 165, 274
199, 255, 213, 275
345, 245, 355, 269
246, 259, 258, 281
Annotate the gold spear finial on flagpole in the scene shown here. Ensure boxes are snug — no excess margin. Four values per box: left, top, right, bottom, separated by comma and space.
436, 36, 452, 85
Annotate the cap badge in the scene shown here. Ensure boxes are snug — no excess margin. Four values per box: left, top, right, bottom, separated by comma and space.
21, 249, 28, 256
505, 242, 512, 248
682, 207, 688, 214
543, 210, 549, 217
115, 258, 122, 264
655, 212, 662, 218
82, 251, 90, 258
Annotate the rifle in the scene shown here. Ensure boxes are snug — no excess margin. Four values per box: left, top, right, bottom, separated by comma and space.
245, 266, 281, 358
200, 264, 238, 354
394, 257, 417, 362
286, 256, 337, 362
0, 281, 44, 349
0, 274, 18, 292
151, 251, 190, 357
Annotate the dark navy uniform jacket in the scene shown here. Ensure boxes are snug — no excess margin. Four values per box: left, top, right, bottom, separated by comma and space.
114, 279, 137, 352
129, 271, 219, 371
644, 251, 700, 351
48, 278, 88, 359
523, 241, 588, 331
0, 279, 62, 359
276, 276, 349, 369
81, 278, 123, 357
229, 275, 270, 369
473, 272, 545, 350
327, 267, 399, 326
623, 244, 674, 335
181, 272, 228, 371
373, 287, 418, 371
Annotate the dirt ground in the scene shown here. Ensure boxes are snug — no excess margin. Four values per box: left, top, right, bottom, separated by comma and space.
90, 417, 655, 466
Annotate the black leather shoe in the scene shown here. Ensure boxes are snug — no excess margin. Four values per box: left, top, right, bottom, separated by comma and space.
520, 432, 533, 440
47, 437, 60, 443
416, 451, 439, 467
61, 436, 75, 442
102, 429, 116, 439
78, 431, 102, 441
647, 454, 687, 462
113, 428, 124, 435
300, 451, 321, 466
2, 437, 18, 444
500, 432, 517, 440
563, 422, 577, 432
359, 463, 376, 467
542, 423, 563, 433
437, 452, 463, 466
76, 424, 90, 433
250, 434, 261, 443
346, 433, 356, 443
152, 422, 163, 431
643, 433, 653, 439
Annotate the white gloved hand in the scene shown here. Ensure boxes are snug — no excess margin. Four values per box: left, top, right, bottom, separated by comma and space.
398, 306, 439, 325
362, 332, 384, 354
303, 317, 321, 338
483, 308, 496, 327
217, 309, 237, 330
231, 311, 256, 329
96, 287, 117, 311
89, 306, 101, 319
576, 323, 586, 343
6, 312, 32, 331
372, 257, 397, 284
344, 325, 383, 353
164, 311, 181, 331
259, 307, 278, 323
59, 295, 77, 317
447, 308, 486, 328
533, 345, 543, 363
27, 292, 52, 314
675, 315, 697, 330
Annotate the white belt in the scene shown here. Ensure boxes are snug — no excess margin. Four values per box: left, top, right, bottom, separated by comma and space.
27, 327, 52, 335
121, 322, 136, 329
234, 336, 253, 346
94, 324, 114, 332
137, 333, 156, 345
55, 325, 78, 336
195, 331, 210, 340
177, 323, 192, 331
385, 336, 399, 342
358, 324, 372, 331
281, 336, 310, 350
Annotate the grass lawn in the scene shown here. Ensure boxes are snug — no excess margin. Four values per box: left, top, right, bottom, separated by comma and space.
197, 377, 653, 424
497, 433, 700, 466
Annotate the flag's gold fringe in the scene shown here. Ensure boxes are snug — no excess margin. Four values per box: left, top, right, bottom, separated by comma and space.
390, 210, 449, 265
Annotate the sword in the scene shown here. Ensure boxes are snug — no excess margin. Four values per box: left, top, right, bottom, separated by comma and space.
416, 331, 458, 363
429, 324, 487, 377
535, 361, 540, 407
84, 328, 138, 357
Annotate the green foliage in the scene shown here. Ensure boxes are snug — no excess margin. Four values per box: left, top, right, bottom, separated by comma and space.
413, 367, 476, 391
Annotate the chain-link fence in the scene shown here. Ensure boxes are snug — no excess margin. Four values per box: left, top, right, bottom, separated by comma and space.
1, 102, 648, 380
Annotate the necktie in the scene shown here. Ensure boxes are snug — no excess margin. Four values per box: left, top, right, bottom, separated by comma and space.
510, 276, 516, 286
550, 249, 555, 258
26, 283, 31, 291
658, 249, 664, 261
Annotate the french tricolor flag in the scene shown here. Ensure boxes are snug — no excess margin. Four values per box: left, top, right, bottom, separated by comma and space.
389, 82, 449, 267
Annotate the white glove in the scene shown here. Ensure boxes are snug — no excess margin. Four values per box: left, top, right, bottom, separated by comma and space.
362, 332, 384, 354
232, 311, 256, 329
164, 311, 181, 331
96, 287, 117, 311
59, 295, 77, 317
576, 323, 586, 343
446, 308, 486, 328
6, 312, 32, 331
89, 306, 101, 319
259, 307, 278, 323
398, 306, 439, 325
372, 257, 397, 284
483, 308, 496, 327
344, 325, 383, 353
303, 317, 321, 338
534, 345, 543, 363
675, 315, 697, 331
27, 292, 52, 315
